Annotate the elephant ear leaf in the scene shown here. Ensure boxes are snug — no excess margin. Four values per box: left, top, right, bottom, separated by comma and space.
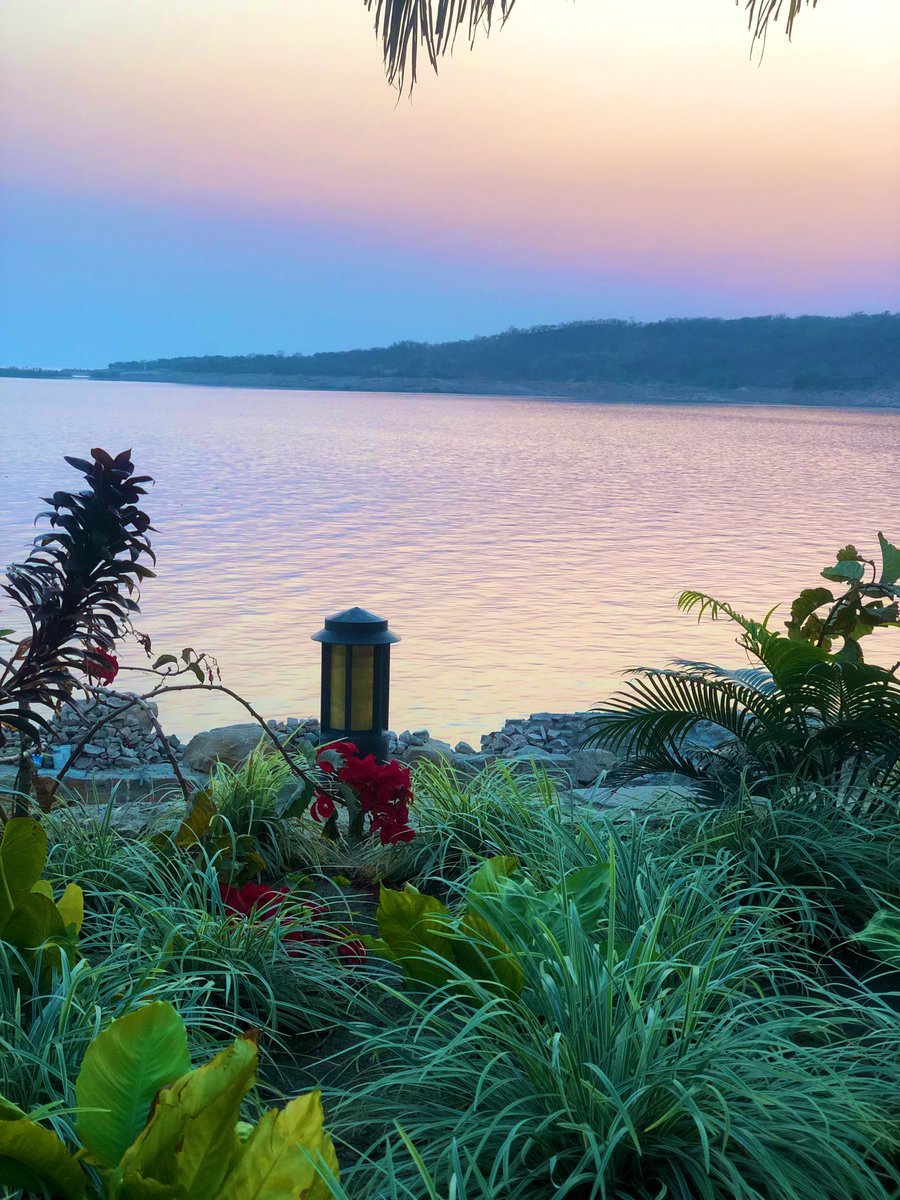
0, 818, 47, 927
468, 856, 518, 897
0, 1114, 86, 1199
76, 1002, 191, 1168
118, 1032, 257, 1200
219, 1090, 339, 1200
854, 909, 900, 969
878, 532, 900, 588
56, 883, 85, 934
367, 885, 456, 988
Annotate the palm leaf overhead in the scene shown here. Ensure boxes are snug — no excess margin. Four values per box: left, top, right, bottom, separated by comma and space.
364, 0, 819, 89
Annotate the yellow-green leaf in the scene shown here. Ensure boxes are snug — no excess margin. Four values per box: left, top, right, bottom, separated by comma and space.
0, 818, 47, 928
878, 532, 900, 587
56, 883, 85, 934
118, 1033, 257, 1200
0, 1116, 86, 1199
76, 1002, 191, 1168
220, 1090, 339, 1200
174, 790, 216, 848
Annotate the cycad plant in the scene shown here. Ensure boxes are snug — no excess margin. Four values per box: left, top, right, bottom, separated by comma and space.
586, 595, 900, 803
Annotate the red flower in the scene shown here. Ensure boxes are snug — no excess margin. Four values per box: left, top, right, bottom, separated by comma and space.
219, 881, 290, 918
83, 646, 119, 686
316, 742, 358, 774
337, 937, 367, 965
310, 793, 335, 822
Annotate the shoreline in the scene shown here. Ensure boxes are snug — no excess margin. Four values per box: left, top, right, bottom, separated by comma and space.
2, 371, 898, 411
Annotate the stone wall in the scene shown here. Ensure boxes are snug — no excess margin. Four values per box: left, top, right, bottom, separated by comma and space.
48, 691, 180, 771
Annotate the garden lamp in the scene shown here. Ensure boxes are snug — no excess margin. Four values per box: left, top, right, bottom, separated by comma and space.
311, 607, 399, 760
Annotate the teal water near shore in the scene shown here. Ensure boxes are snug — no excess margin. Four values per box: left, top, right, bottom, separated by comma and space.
1, 377, 898, 741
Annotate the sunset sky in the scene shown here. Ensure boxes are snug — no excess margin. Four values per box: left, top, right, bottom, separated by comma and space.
1, 0, 898, 367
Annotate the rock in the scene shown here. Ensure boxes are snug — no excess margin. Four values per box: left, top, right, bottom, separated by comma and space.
576, 782, 698, 811
450, 753, 488, 776
454, 741, 477, 755
105, 798, 188, 838
182, 723, 271, 772
400, 737, 454, 766
502, 747, 572, 779
570, 748, 618, 786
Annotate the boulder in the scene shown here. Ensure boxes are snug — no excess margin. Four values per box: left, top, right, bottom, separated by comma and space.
399, 737, 454, 766
570, 748, 619, 786
576, 782, 697, 811
182, 723, 271, 772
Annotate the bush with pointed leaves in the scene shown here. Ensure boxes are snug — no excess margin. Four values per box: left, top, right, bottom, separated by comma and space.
587, 581, 900, 804
0, 448, 154, 750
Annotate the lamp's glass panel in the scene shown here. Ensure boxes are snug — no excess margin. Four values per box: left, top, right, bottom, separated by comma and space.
329, 645, 347, 729
350, 645, 375, 731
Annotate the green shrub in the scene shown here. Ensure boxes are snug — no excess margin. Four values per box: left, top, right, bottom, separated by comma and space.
333, 853, 900, 1200
587, 603, 900, 803
655, 790, 900, 945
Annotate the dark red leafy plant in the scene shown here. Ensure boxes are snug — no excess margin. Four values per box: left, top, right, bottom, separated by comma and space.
0, 447, 154, 749
311, 742, 415, 844
218, 881, 366, 964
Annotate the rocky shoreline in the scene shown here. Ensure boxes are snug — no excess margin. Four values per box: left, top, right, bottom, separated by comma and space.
0, 692, 709, 833
36, 691, 619, 789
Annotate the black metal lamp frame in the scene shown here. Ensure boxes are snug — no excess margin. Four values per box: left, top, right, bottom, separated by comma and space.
311, 607, 399, 761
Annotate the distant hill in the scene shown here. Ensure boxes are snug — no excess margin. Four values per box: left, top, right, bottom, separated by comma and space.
4, 314, 898, 402
104, 314, 899, 393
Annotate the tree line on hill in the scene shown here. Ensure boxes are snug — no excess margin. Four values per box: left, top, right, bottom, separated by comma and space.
106, 315, 898, 392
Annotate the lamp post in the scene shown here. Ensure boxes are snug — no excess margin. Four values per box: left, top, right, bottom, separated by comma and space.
311, 607, 399, 761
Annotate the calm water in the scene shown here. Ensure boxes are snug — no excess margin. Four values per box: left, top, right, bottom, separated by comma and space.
1, 378, 898, 741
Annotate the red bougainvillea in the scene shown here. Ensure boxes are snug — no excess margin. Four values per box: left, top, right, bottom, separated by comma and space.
219, 881, 365, 964
311, 742, 415, 844
82, 646, 119, 686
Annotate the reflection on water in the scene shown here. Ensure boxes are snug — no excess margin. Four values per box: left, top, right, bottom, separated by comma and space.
1, 379, 898, 740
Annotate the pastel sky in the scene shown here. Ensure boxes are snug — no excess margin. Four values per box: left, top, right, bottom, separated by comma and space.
1, 0, 898, 367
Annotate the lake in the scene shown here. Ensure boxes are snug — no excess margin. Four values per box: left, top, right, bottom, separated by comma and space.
2, 378, 898, 743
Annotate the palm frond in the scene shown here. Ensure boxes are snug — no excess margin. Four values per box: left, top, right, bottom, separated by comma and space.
744, 0, 817, 47
671, 658, 778, 694
364, 1, 819, 89
364, 0, 516, 89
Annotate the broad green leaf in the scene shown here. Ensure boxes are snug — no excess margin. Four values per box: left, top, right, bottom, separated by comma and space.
174, 791, 216, 847
0, 818, 47, 928
56, 883, 85, 934
3, 892, 66, 954
835, 544, 860, 562
370, 886, 457, 988
455, 911, 523, 997
821, 560, 865, 584
0, 1116, 86, 1199
878, 532, 900, 587
787, 587, 834, 632
0, 1097, 26, 1121
118, 1033, 256, 1200
555, 864, 612, 931
76, 1002, 191, 1168
835, 638, 864, 664
854, 909, 900, 968
151, 654, 178, 670
468, 856, 518, 897
220, 1091, 339, 1200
